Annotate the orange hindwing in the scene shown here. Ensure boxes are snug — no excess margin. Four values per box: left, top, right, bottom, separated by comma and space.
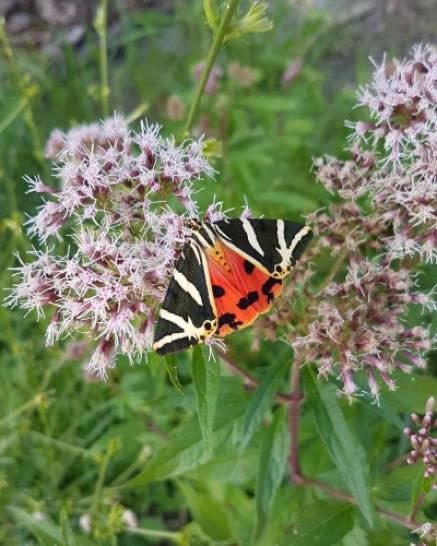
204, 241, 283, 337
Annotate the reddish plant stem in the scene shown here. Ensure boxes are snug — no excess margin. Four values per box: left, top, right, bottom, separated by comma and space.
217, 349, 294, 404
408, 491, 426, 523
286, 357, 419, 532
301, 476, 417, 531
218, 350, 420, 532
288, 360, 302, 482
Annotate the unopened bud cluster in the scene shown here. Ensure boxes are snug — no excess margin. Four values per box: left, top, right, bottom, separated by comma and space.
404, 397, 437, 488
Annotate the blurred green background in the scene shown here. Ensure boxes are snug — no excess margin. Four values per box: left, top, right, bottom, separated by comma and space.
0, 1, 436, 545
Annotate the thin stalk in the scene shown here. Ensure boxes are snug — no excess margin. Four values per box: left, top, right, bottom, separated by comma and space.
123, 526, 181, 541
317, 247, 348, 293
302, 477, 417, 531
0, 18, 46, 171
288, 360, 302, 482
408, 491, 426, 523
90, 441, 114, 528
95, 0, 110, 117
0, 394, 45, 428
29, 430, 93, 458
217, 349, 294, 404
183, 0, 239, 136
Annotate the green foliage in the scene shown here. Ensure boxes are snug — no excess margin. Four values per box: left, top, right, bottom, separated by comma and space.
303, 368, 374, 526
191, 346, 221, 456
0, 0, 435, 545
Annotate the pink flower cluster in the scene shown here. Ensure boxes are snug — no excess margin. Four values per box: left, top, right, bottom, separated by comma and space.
7, 116, 215, 377
351, 44, 437, 263
411, 522, 437, 546
293, 261, 432, 398
256, 45, 436, 398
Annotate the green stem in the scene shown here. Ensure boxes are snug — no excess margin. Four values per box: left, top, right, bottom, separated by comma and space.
0, 18, 46, 171
123, 527, 181, 541
90, 441, 114, 527
183, 0, 239, 137
29, 430, 93, 458
318, 247, 348, 293
95, 0, 109, 117
0, 394, 45, 428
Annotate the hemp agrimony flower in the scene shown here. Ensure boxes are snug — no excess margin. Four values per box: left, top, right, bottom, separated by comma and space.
254, 45, 436, 398
411, 522, 437, 546
350, 44, 437, 263
7, 115, 216, 378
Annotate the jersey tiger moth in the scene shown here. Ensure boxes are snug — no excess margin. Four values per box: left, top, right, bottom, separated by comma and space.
153, 218, 313, 355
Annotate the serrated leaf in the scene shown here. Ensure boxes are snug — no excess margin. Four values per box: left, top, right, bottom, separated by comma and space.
279, 500, 354, 546
191, 345, 220, 455
303, 367, 374, 526
255, 406, 288, 537
240, 359, 288, 451
165, 354, 184, 394
126, 395, 247, 487
179, 481, 231, 541
10, 507, 64, 546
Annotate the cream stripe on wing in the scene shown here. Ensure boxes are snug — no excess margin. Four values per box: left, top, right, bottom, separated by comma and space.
172, 269, 203, 306
159, 309, 199, 334
241, 219, 265, 256
289, 225, 312, 254
276, 220, 286, 253
153, 331, 192, 350
275, 224, 311, 264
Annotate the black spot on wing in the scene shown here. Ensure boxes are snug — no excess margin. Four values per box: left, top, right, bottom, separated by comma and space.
243, 260, 255, 274
237, 291, 259, 310
212, 285, 225, 298
262, 277, 282, 303
218, 313, 243, 332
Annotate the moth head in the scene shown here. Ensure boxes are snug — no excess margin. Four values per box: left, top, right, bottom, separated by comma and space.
199, 318, 218, 342
186, 218, 202, 231
272, 262, 293, 279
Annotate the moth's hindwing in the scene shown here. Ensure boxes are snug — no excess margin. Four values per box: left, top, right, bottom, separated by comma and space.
213, 218, 313, 278
152, 240, 217, 356
205, 241, 283, 337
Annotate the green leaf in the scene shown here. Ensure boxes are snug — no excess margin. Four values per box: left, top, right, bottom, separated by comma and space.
203, 0, 220, 32
240, 359, 288, 451
165, 354, 184, 394
255, 406, 288, 537
10, 507, 64, 546
254, 488, 304, 546
409, 465, 426, 516
0, 97, 27, 134
191, 345, 220, 455
235, 95, 297, 113
303, 367, 374, 526
179, 481, 231, 541
60, 508, 78, 546
254, 191, 317, 213
278, 500, 354, 546
126, 395, 247, 487
384, 373, 437, 412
